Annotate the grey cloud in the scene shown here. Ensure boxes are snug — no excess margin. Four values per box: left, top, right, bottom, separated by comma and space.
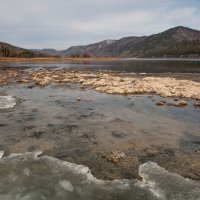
0, 0, 199, 49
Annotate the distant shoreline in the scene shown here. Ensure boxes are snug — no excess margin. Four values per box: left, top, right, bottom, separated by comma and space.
0, 57, 200, 62
0, 57, 121, 62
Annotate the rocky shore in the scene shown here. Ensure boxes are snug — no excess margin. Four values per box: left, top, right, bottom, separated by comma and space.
1, 68, 200, 100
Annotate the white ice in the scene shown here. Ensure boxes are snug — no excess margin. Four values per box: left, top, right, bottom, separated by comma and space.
0, 96, 16, 109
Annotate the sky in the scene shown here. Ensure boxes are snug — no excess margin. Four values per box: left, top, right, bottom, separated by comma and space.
0, 0, 200, 50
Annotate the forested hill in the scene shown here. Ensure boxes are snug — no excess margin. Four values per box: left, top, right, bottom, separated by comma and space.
0, 42, 47, 58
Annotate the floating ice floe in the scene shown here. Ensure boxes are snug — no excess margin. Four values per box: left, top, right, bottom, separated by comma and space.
139, 162, 200, 200
0, 152, 200, 200
0, 96, 16, 109
0, 151, 4, 158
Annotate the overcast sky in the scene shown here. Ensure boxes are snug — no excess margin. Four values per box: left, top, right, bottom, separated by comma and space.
0, 0, 200, 50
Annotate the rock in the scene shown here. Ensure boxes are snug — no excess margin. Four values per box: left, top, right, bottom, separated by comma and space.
168, 100, 188, 107
98, 151, 127, 164
194, 102, 200, 108
106, 151, 127, 163
97, 151, 107, 159
28, 131, 44, 139
76, 97, 92, 102
122, 89, 128, 96
156, 101, 166, 106
80, 133, 89, 138
111, 131, 126, 138
178, 101, 188, 107
35, 81, 46, 86
27, 85, 34, 89
17, 79, 28, 83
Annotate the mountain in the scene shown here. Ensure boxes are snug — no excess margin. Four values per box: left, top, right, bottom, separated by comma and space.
31, 49, 61, 56
62, 26, 200, 58
61, 40, 117, 57
124, 26, 200, 58
1, 26, 200, 58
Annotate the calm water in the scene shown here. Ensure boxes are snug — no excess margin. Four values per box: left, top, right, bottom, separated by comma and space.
0, 58, 200, 73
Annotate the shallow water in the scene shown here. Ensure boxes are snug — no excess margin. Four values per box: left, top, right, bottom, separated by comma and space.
0, 61, 200, 199
0, 83, 200, 181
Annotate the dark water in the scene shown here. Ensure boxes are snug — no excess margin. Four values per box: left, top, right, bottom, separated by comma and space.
0, 58, 200, 73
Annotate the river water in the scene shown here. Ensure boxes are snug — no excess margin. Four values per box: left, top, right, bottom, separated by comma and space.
0, 59, 200, 200
0, 58, 200, 73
